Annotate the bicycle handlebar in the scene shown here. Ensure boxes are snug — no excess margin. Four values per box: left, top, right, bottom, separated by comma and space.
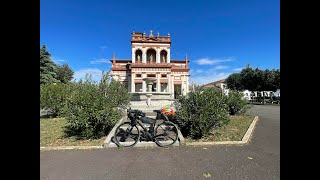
127, 108, 145, 117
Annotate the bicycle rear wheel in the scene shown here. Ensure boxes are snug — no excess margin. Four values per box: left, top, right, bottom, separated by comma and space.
154, 121, 178, 147
114, 122, 140, 147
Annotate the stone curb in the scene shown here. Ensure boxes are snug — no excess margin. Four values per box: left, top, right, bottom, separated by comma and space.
108, 140, 180, 148
241, 116, 259, 143
186, 116, 259, 146
177, 126, 186, 146
40, 146, 103, 151
102, 116, 126, 148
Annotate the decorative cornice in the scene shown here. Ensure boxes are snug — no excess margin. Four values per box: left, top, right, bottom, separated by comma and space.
130, 64, 172, 68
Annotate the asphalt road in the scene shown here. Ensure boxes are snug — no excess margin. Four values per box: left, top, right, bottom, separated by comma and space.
40, 105, 280, 180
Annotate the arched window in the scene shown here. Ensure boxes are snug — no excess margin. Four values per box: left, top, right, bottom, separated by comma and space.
146, 48, 156, 64
135, 49, 142, 63
160, 50, 167, 64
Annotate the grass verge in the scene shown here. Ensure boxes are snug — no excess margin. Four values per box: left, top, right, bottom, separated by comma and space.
40, 118, 105, 147
186, 115, 254, 142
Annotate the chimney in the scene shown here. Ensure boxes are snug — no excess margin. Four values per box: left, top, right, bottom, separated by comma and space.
186, 54, 188, 69
113, 52, 116, 64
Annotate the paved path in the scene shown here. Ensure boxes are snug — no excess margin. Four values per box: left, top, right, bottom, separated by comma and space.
40, 105, 280, 180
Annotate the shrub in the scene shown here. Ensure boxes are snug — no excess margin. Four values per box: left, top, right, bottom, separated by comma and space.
101, 77, 131, 110
63, 73, 131, 139
40, 83, 73, 117
174, 87, 230, 139
226, 91, 247, 115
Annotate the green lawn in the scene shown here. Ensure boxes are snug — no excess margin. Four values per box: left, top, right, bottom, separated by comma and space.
40, 118, 105, 147
186, 115, 254, 142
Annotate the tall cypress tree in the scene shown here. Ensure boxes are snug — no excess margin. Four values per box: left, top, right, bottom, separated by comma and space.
40, 45, 59, 84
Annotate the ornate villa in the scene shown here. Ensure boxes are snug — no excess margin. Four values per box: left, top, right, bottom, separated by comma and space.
111, 31, 190, 101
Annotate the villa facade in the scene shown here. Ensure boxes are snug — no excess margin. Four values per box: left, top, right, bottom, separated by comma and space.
111, 31, 190, 101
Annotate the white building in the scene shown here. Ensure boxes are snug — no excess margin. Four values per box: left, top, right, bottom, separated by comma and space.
203, 79, 279, 101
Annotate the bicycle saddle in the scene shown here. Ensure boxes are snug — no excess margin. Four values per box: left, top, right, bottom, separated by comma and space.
140, 116, 156, 124
153, 110, 162, 113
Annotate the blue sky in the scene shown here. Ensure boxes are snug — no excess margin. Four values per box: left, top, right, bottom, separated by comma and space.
40, 0, 279, 85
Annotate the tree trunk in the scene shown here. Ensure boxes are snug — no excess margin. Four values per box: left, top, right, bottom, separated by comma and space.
251, 92, 253, 104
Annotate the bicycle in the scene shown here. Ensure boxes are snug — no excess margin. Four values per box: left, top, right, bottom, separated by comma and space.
113, 108, 179, 147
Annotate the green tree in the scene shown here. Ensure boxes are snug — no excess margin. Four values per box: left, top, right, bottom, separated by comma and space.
255, 68, 266, 104
240, 65, 258, 103
56, 64, 74, 84
240, 65, 258, 91
40, 45, 59, 84
40, 83, 73, 117
260, 69, 280, 104
63, 71, 131, 139
240, 65, 280, 104
271, 69, 280, 90
225, 73, 245, 91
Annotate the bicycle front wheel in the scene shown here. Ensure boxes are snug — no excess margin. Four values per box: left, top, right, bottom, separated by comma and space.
114, 122, 140, 147
154, 121, 178, 147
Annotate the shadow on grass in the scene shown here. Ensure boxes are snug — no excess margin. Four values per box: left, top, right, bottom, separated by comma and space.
40, 114, 58, 118
62, 124, 113, 141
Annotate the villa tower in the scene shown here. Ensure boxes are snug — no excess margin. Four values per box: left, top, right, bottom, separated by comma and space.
111, 31, 190, 101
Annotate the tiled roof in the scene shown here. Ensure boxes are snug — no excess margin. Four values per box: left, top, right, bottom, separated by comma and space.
170, 60, 190, 63
203, 79, 225, 87
109, 60, 131, 63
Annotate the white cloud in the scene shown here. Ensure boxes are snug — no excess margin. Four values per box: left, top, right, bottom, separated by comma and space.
52, 57, 65, 65
189, 66, 231, 85
214, 65, 229, 70
194, 57, 235, 65
233, 67, 243, 71
73, 68, 104, 82
190, 72, 230, 86
195, 69, 204, 73
90, 58, 111, 64
189, 69, 204, 75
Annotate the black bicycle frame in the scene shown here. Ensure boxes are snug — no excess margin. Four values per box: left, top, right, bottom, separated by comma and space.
136, 120, 169, 141
136, 121, 152, 139
127, 108, 169, 141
